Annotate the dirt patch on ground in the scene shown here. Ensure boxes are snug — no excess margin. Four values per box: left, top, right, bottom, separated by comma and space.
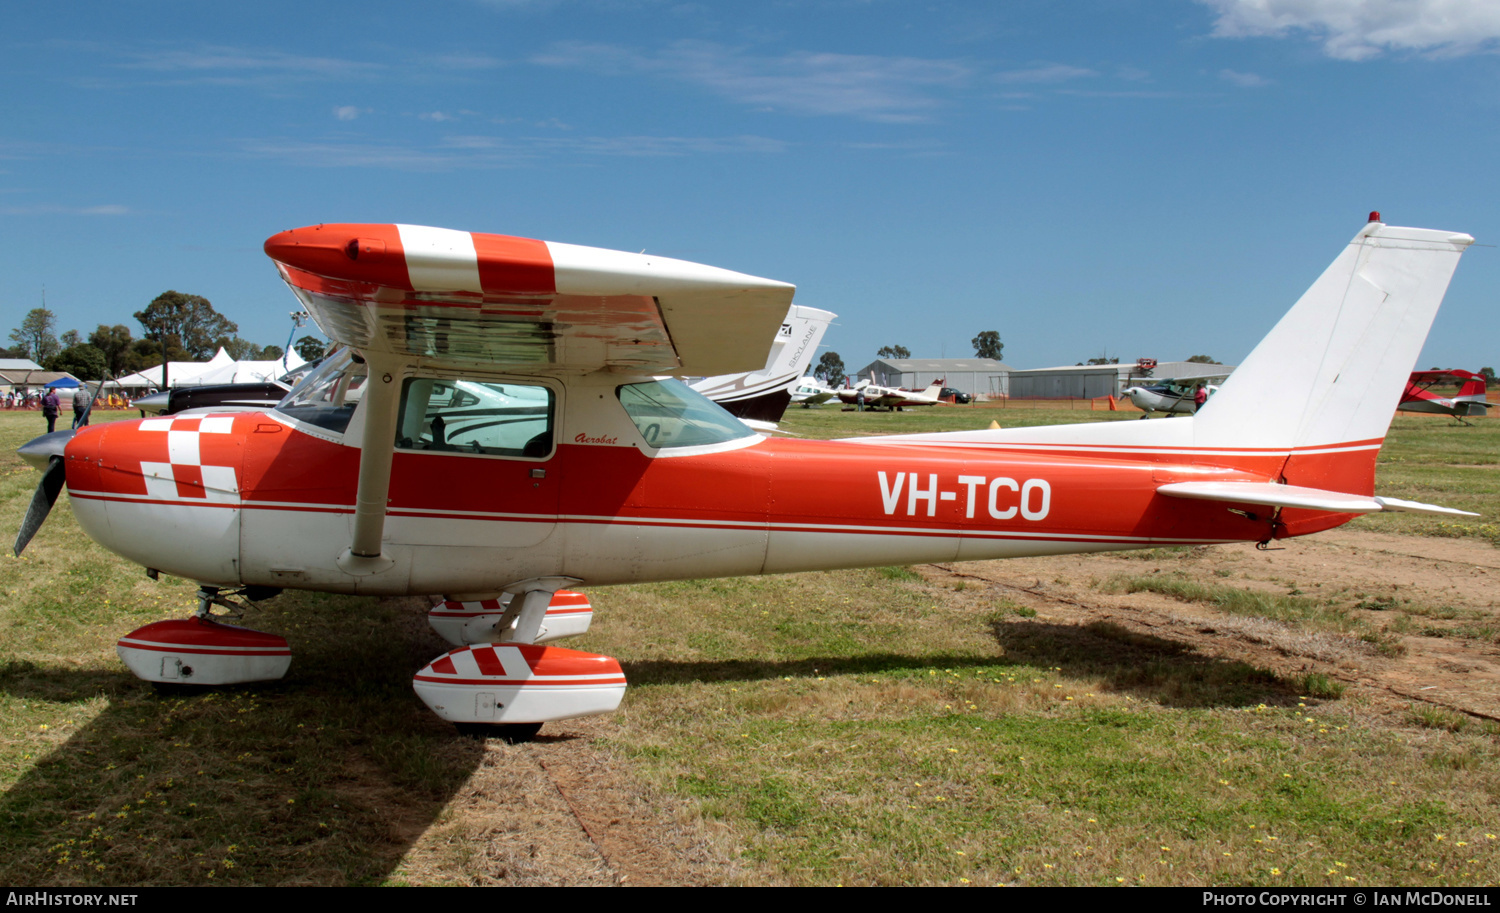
923, 528, 1500, 723
390, 715, 745, 886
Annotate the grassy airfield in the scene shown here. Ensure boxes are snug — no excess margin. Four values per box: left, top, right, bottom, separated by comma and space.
0, 404, 1497, 886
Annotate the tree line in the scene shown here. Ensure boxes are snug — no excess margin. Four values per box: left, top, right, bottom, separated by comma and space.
5, 291, 328, 381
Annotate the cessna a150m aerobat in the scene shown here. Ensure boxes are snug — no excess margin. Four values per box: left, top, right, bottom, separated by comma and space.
14, 216, 1478, 738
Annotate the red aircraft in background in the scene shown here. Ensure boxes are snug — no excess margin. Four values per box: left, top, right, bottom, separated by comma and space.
1399, 370, 1491, 424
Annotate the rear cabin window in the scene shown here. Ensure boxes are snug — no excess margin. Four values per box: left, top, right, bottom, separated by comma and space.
395, 378, 555, 458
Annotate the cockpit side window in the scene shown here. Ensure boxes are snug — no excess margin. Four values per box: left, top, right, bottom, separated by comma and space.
395, 378, 555, 458
274, 351, 368, 435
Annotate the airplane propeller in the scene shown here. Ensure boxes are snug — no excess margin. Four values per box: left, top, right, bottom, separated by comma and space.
14, 430, 72, 557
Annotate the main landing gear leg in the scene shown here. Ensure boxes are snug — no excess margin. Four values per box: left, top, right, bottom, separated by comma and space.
501, 589, 554, 646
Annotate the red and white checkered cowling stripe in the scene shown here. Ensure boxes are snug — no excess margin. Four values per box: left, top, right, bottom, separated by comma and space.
136, 416, 240, 502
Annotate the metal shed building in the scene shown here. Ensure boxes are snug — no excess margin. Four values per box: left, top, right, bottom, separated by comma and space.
851, 358, 1011, 399
1009, 361, 1236, 399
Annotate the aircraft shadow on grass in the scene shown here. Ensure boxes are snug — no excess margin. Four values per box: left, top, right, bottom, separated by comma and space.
0, 600, 1302, 885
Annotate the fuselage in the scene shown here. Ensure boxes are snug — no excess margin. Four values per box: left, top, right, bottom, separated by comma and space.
61, 366, 1294, 598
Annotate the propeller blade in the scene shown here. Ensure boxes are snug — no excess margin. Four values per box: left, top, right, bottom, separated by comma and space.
14, 457, 66, 557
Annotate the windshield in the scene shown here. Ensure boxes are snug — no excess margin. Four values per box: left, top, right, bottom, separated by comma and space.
616, 379, 755, 449
273, 350, 368, 434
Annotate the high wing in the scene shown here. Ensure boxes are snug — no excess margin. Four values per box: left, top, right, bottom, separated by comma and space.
1408, 369, 1482, 388
1153, 371, 1232, 384
264, 223, 795, 376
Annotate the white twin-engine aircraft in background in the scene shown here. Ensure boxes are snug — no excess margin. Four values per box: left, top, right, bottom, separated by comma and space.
13, 216, 1479, 740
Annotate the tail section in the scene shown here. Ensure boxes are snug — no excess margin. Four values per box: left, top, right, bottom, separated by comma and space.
1195, 222, 1473, 457
1196, 222, 1471, 495
1457, 373, 1489, 415
691, 304, 836, 423
853, 220, 1473, 494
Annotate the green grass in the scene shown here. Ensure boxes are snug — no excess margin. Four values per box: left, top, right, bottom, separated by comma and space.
3, 406, 1499, 886
1101, 573, 1361, 632
1349, 414, 1500, 545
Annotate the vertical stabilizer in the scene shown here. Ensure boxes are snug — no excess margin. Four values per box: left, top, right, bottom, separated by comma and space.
1194, 223, 1472, 467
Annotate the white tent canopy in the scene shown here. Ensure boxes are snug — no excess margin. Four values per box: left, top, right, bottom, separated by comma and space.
180, 351, 306, 386
108, 348, 306, 390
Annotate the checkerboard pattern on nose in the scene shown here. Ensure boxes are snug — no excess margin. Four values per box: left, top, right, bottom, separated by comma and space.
137, 415, 240, 502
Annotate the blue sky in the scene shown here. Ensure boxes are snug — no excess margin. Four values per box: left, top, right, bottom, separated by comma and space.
4, 0, 1498, 374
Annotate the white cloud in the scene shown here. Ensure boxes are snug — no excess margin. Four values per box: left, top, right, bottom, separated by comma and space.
1219, 68, 1272, 86
531, 134, 788, 156
1199, 0, 1500, 60
334, 106, 361, 121
235, 132, 786, 170
428, 52, 506, 70
995, 64, 1097, 83
420, 111, 457, 121
122, 45, 382, 80
0, 203, 129, 215
532, 40, 972, 122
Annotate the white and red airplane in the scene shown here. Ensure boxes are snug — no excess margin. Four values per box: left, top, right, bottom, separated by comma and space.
13, 216, 1479, 740
1398, 369, 1490, 423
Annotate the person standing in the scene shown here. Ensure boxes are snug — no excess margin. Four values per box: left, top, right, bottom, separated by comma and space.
72, 386, 92, 428
41, 388, 61, 433
1193, 384, 1208, 414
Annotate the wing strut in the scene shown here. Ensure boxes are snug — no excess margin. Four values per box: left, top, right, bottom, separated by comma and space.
337, 352, 405, 575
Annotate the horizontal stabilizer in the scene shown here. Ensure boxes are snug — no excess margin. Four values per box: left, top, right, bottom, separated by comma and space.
1156, 482, 1478, 517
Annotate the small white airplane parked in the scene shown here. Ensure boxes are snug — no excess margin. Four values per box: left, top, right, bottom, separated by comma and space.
1122, 376, 1227, 417
689, 304, 836, 423
790, 376, 838, 407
